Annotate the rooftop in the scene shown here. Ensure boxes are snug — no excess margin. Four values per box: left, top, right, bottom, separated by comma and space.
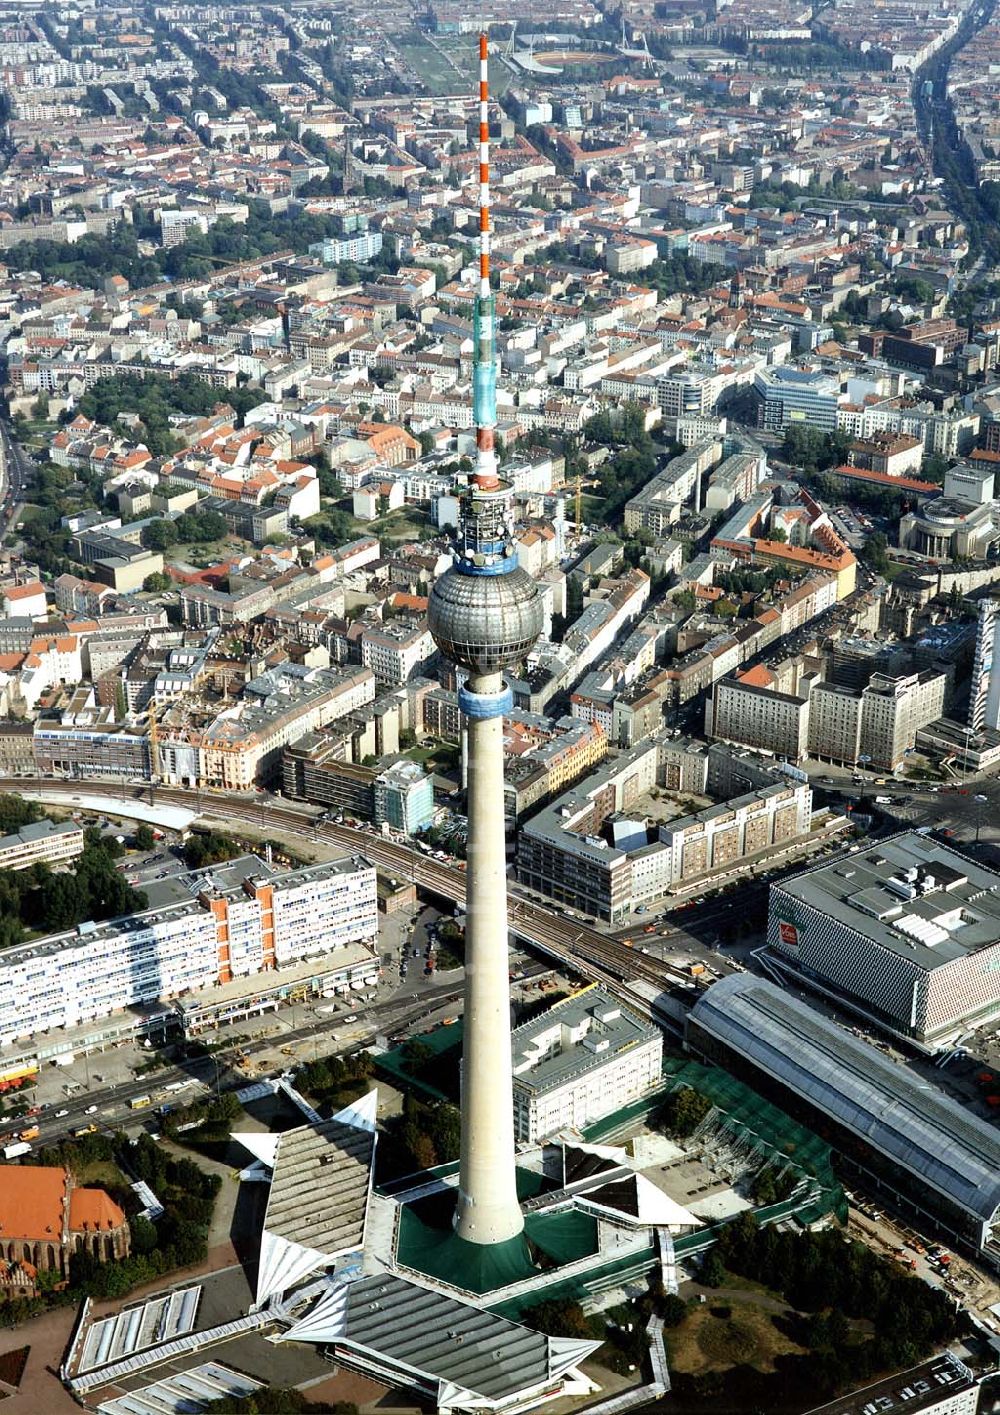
284, 1270, 599, 1405
511, 985, 660, 1098
689, 975, 1000, 1227
774, 832, 1000, 969
0, 818, 82, 852
0, 1166, 66, 1241
243, 1094, 379, 1305
804, 1354, 977, 1415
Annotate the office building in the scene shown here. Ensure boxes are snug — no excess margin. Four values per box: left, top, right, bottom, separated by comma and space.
0, 819, 84, 872
768, 833, 1000, 1046
33, 722, 151, 780
753, 365, 841, 432
0, 854, 378, 1047
374, 760, 434, 836
688, 974, 1000, 1267
969, 598, 1000, 733
511, 986, 662, 1143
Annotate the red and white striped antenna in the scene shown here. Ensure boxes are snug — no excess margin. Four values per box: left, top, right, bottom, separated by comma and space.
472, 30, 499, 492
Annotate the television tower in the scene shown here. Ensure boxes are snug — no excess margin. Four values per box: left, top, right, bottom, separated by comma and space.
427, 34, 543, 1248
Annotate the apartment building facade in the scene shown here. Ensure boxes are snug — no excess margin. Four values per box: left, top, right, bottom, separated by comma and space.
517, 734, 812, 921
808, 671, 947, 770
0, 855, 377, 1046
0, 820, 85, 872
706, 673, 810, 762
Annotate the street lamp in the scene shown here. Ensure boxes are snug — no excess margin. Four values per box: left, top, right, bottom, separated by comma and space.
857, 754, 872, 805
975, 794, 989, 844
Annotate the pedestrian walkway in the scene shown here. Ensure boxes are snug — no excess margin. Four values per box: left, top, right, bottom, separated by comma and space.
575, 1313, 671, 1415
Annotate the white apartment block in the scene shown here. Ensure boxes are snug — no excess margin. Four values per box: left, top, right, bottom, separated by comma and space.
511, 986, 663, 1143
0, 855, 377, 1046
359, 621, 436, 685
808, 671, 947, 770
707, 676, 810, 762
0, 820, 84, 872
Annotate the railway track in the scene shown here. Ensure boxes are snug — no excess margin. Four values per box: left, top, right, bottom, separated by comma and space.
2, 777, 696, 1009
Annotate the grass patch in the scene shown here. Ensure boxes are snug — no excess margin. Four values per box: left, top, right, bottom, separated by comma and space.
168, 537, 244, 566
404, 741, 460, 773
375, 508, 434, 543
666, 1304, 805, 1377
70, 1157, 127, 1190
395, 31, 512, 95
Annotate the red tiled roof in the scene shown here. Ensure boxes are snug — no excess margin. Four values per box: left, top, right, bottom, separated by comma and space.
0, 1167, 66, 1240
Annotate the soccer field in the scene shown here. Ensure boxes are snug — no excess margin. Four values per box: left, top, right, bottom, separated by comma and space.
396, 32, 514, 95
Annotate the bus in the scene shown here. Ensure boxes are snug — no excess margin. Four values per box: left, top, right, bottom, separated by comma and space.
129, 1095, 152, 1111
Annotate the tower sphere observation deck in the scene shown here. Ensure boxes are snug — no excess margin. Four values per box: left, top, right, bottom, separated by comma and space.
427, 485, 543, 675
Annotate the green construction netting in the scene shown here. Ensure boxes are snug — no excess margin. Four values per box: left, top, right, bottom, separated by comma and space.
375, 1021, 464, 1102
583, 1057, 845, 1226
662, 1057, 841, 1195
395, 1207, 536, 1293
524, 1207, 600, 1265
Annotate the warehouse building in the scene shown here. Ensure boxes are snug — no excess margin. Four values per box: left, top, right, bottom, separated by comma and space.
767, 833, 1000, 1047
687, 975, 1000, 1270
510, 986, 662, 1143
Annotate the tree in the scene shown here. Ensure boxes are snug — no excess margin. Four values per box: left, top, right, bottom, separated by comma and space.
176, 509, 227, 543
860, 531, 891, 576
134, 823, 155, 851
524, 1300, 596, 1339
700, 1250, 726, 1288
770, 525, 787, 543
142, 520, 178, 552
656, 1086, 712, 1138
922, 452, 949, 483
129, 1213, 158, 1255
143, 572, 171, 592
183, 832, 239, 870
0, 794, 41, 835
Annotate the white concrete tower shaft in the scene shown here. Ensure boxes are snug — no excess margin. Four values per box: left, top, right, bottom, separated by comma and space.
425, 33, 544, 1250
454, 670, 523, 1243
